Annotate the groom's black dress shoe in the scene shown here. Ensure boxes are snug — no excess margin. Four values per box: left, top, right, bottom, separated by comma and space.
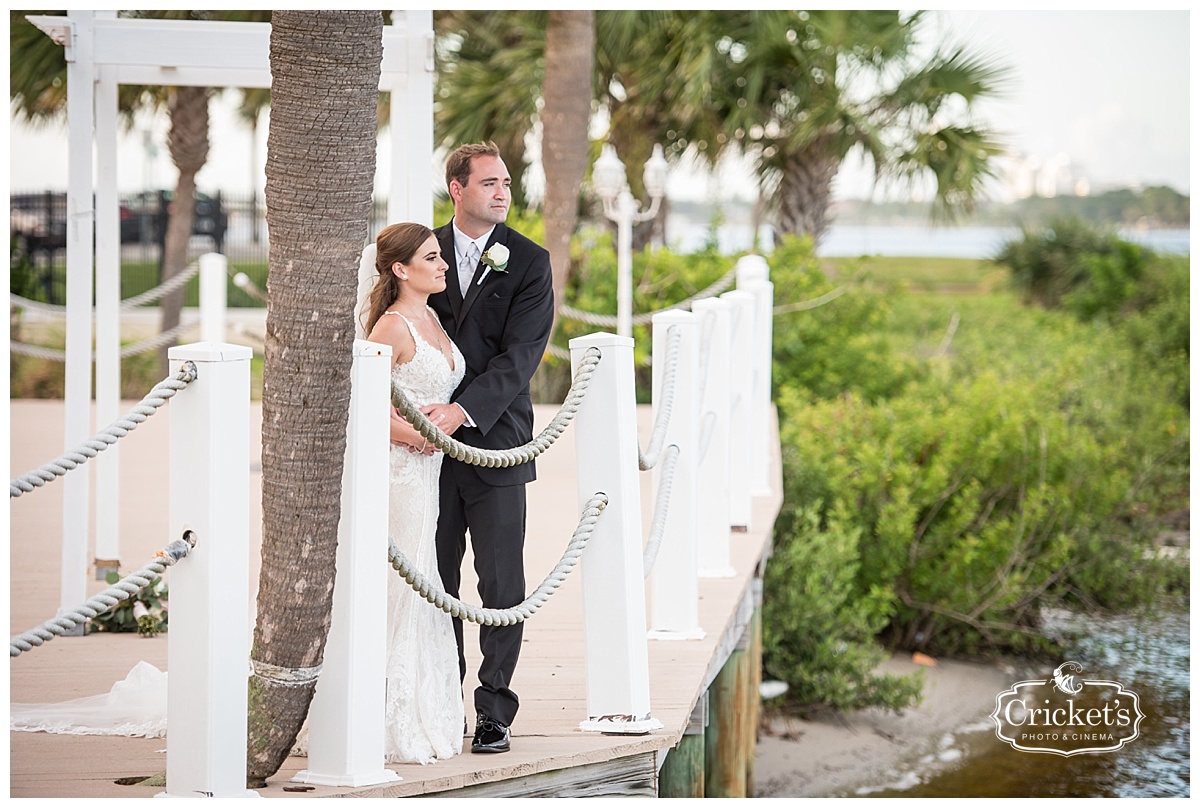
471, 713, 511, 753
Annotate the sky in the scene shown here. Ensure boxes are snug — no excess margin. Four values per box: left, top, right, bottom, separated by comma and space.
6, 9, 1192, 203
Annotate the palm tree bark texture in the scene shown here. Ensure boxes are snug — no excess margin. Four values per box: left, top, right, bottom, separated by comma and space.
540, 10, 594, 337
247, 10, 383, 786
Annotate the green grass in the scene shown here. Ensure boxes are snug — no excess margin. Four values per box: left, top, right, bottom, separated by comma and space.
820, 255, 1008, 292
120, 260, 269, 308
12, 259, 269, 309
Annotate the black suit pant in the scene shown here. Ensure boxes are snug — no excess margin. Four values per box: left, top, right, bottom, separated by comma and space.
435, 458, 526, 726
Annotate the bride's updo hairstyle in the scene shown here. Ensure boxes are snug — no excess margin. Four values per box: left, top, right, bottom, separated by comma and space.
363, 222, 435, 335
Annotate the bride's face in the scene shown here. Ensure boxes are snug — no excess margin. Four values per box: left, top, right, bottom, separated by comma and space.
399, 235, 448, 295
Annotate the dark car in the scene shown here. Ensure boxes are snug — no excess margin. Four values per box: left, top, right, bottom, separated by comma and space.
10, 190, 227, 254
120, 190, 228, 249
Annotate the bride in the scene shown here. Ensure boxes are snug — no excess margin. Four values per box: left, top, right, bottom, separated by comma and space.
362, 222, 465, 763
11, 223, 466, 766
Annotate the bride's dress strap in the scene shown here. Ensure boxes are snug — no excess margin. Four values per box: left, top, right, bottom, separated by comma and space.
382, 311, 422, 344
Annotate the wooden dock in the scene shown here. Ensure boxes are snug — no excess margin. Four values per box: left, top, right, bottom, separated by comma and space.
9, 399, 782, 798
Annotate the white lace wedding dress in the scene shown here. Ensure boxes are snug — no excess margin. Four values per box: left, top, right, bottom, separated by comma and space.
11, 310, 466, 765
380, 311, 465, 764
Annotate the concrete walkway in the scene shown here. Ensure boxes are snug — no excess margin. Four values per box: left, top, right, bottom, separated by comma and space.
9, 398, 781, 798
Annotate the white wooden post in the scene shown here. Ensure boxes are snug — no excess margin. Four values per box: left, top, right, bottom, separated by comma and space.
571, 333, 662, 733
295, 340, 401, 787
93, 52, 122, 577
60, 10, 95, 626
647, 312, 703, 640
736, 255, 774, 497
721, 290, 756, 531
691, 298, 735, 577
200, 253, 228, 344
387, 9, 434, 226
165, 342, 255, 799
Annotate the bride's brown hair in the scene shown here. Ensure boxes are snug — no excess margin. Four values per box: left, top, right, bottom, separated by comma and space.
363, 222, 435, 335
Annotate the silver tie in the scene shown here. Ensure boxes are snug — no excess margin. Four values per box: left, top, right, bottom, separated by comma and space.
461, 243, 480, 293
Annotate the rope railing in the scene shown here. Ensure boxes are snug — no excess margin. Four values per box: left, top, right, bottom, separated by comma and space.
10, 533, 196, 657
9, 259, 203, 316
389, 493, 608, 625
641, 444, 681, 578
10, 318, 200, 362
229, 268, 269, 303
638, 326, 680, 471
772, 271, 864, 315
10, 361, 199, 498
393, 346, 602, 469
558, 266, 737, 328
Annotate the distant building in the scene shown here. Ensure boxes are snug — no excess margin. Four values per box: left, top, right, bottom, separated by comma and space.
1004, 151, 1091, 200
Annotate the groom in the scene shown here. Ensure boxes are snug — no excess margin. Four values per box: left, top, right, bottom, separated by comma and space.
421, 142, 554, 754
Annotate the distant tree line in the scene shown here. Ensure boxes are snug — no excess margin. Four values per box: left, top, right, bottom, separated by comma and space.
836, 185, 1189, 228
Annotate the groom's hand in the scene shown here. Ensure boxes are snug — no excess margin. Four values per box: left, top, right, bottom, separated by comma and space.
421, 403, 467, 436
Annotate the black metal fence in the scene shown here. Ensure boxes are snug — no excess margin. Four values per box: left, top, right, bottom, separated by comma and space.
10, 190, 390, 305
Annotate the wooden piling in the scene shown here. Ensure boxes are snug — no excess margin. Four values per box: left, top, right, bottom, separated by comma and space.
658, 732, 705, 797
660, 693, 707, 797
744, 608, 763, 796
704, 647, 746, 797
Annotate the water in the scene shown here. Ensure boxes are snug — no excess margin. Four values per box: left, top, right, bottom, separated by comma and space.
818, 225, 1191, 259
665, 219, 1191, 259
857, 607, 1190, 798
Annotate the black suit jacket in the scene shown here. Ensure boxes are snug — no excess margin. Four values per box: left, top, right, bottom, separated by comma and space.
430, 220, 554, 486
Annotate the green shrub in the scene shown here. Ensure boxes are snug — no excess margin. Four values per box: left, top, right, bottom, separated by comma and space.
994, 216, 1120, 308
769, 265, 1188, 674
763, 505, 923, 713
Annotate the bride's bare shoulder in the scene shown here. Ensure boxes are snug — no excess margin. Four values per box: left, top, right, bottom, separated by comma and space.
367, 313, 416, 365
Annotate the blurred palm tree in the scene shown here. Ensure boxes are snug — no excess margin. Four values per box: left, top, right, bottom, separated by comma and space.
433, 10, 545, 210
710, 10, 1010, 245
435, 10, 1010, 251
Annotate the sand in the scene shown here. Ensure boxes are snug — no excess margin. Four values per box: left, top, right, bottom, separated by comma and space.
753, 653, 1025, 797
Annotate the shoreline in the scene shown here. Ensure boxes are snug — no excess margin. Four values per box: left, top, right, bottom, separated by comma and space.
753, 653, 1021, 798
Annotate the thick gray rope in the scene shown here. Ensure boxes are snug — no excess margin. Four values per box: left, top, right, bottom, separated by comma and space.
772, 271, 864, 315
544, 342, 572, 361
10, 533, 195, 657
10, 319, 199, 361
10, 362, 199, 498
393, 347, 601, 468
229, 268, 270, 303
558, 266, 737, 328
642, 444, 681, 578
638, 326, 680, 471
9, 260, 202, 316
389, 493, 608, 625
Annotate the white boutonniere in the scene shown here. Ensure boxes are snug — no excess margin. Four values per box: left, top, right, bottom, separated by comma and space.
477, 243, 510, 285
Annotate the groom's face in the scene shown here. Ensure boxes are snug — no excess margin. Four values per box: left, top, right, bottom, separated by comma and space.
452, 155, 511, 237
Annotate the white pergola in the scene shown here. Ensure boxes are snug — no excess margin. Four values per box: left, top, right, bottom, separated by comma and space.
28, 10, 434, 620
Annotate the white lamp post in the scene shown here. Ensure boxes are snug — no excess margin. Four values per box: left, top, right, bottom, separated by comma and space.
593, 143, 669, 338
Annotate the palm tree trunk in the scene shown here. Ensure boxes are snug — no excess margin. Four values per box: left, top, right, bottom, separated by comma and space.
247, 10, 383, 785
541, 10, 594, 337
158, 85, 209, 375
776, 137, 841, 246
